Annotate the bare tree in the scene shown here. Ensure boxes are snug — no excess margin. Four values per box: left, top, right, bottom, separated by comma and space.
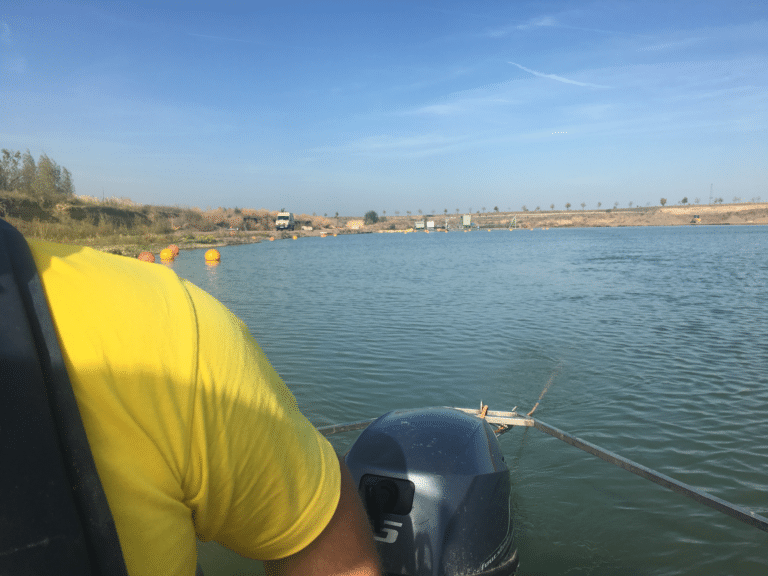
660, 198, 667, 206
565, 202, 571, 211
581, 202, 586, 210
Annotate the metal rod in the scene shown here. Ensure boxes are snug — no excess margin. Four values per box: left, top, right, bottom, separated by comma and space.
531, 417, 768, 533
317, 406, 768, 533
316, 418, 376, 437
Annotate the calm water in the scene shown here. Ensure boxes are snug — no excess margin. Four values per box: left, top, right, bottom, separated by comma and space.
171, 226, 768, 576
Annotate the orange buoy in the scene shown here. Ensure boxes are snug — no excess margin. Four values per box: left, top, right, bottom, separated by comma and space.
269, 237, 275, 241
251, 236, 257, 240
168, 244, 180, 257
160, 248, 175, 261
204, 249, 221, 262
137, 251, 155, 263
292, 235, 298, 240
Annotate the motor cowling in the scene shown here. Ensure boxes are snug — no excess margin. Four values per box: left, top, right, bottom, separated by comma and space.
345, 408, 518, 576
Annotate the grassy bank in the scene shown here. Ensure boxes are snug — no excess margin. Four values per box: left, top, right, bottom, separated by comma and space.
0, 192, 353, 257
3, 191, 767, 258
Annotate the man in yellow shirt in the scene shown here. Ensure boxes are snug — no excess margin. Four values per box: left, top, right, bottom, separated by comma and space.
8, 223, 379, 575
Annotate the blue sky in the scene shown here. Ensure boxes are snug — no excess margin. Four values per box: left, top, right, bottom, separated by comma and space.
2, 1, 766, 216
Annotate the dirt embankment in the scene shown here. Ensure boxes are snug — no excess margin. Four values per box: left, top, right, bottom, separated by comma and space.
372, 203, 768, 231
4, 193, 766, 259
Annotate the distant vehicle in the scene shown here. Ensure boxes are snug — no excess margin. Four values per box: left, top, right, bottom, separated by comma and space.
462, 214, 472, 228
426, 220, 435, 230
415, 220, 425, 229
276, 212, 295, 231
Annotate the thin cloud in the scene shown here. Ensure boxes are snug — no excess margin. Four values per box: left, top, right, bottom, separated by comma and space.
1, 21, 26, 73
509, 62, 609, 88
512, 13, 652, 38
403, 96, 512, 117
516, 16, 557, 31
1, 21, 11, 44
485, 16, 555, 37
637, 37, 705, 52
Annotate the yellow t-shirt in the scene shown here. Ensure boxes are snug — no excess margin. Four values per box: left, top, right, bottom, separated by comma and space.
27, 239, 341, 576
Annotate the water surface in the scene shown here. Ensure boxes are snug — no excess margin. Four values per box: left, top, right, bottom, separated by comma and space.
174, 226, 767, 575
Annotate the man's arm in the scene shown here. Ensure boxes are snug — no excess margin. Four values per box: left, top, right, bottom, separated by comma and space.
264, 455, 381, 576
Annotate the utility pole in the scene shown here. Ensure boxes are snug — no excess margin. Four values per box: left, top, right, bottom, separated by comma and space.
709, 183, 713, 205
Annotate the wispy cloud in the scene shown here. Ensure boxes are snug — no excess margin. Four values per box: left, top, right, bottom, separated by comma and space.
1, 21, 12, 44
516, 16, 557, 31
1, 21, 26, 73
404, 96, 513, 117
637, 37, 705, 52
309, 133, 471, 159
354, 133, 465, 155
509, 62, 609, 88
507, 13, 652, 38
484, 16, 555, 37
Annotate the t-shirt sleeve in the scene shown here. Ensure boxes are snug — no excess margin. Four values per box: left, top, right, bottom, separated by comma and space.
180, 279, 341, 560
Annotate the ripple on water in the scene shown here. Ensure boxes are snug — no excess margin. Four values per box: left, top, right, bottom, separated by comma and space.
172, 227, 768, 576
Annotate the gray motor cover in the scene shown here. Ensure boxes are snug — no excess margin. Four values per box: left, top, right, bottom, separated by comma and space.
345, 408, 517, 576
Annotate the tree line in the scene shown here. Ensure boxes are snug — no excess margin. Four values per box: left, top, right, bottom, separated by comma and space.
0, 148, 75, 206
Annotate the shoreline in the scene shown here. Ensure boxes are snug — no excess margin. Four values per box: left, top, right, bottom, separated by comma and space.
87, 202, 768, 258
8, 202, 767, 258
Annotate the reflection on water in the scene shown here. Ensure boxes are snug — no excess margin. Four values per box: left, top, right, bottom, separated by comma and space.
172, 226, 768, 576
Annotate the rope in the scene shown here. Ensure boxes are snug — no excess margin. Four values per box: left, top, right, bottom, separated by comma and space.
526, 362, 562, 416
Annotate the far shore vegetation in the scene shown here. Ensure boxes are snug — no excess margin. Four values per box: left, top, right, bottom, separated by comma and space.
2, 148, 767, 257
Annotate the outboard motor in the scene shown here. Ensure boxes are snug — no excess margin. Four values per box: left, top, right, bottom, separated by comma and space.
345, 407, 518, 576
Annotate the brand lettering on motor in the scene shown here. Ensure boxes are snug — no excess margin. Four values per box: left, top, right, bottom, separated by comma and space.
373, 520, 402, 544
